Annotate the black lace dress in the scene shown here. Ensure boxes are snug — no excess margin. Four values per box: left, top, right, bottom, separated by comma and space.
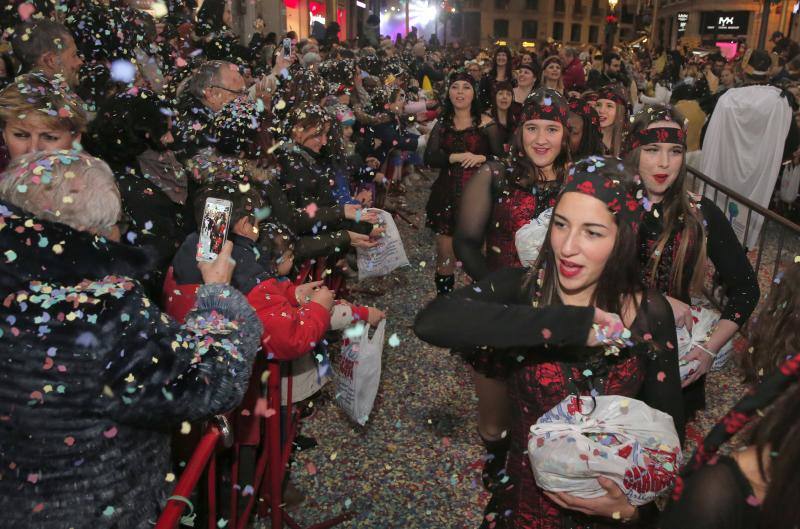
414, 268, 685, 529
424, 120, 505, 236
639, 196, 759, 416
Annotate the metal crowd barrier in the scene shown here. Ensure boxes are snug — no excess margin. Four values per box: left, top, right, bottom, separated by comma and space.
687, 166, 800, 302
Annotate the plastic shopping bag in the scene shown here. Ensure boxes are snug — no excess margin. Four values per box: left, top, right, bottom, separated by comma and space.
779, 162, 800, 204
333, 320, 386, 426
528, 395, 682, 506
515, 208, 553, 267
356, 209, 410, 280
676, 305, 734, 383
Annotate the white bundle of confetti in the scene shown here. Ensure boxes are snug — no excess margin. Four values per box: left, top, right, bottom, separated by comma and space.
528, 395, 682, 505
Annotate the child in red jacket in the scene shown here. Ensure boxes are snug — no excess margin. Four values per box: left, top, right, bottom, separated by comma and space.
163, 181, 385, 362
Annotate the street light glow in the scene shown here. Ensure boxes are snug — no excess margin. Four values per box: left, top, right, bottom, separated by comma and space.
607, 0, 618, 10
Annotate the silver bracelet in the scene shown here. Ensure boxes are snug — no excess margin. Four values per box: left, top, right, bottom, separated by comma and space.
695, 342, 717, 359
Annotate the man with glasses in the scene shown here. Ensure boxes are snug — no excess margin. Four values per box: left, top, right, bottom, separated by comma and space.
466, 61, 482, 83
173, 60, 247, 160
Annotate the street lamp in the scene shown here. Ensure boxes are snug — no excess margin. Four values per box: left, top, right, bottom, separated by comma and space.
605, 0, 619, 49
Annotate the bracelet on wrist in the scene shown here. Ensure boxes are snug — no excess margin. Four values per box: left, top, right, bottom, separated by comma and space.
695, 342, 717, 359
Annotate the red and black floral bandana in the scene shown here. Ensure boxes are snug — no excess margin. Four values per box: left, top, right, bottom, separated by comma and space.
563, 156, 643, 231
596, 86, 626, 106
520, 92, 569, 126
568, 98, 601, 130
448, 71, 476, 87
627, 126, 686, 151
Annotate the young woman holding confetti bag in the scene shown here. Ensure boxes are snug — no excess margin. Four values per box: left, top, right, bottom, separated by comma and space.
452, 88, 571, 496
623, 105, 759, 419
416, 157, 684, 529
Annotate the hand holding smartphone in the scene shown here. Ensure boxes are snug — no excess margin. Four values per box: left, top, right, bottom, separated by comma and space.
282, 38, 293, 59
197, 197, 233, 262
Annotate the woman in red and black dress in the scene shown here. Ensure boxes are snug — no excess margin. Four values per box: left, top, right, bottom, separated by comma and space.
452, 87, 571, 503
416, 157, 685, 529
424, 71, 505, 295
624, 105, 759, 419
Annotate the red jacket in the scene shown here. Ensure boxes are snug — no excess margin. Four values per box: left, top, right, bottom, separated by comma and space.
162, 267, 334, 361
563, 58, 586, 92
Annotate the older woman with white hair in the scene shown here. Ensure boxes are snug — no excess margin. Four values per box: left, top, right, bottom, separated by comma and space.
0, 150, 262, 529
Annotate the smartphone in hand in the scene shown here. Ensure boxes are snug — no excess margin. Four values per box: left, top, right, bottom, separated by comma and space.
282, 38, 292, 59
197, 197, 233, 262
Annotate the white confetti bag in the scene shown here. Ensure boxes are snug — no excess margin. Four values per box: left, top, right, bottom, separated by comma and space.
356, 209, 410, 280
333, 320, 386, 426
515, 208, 553, 267
676, 305, 734, 382
528, 395, 682, 506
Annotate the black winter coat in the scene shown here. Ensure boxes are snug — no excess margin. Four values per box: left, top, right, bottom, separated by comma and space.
0, 199, 262, 529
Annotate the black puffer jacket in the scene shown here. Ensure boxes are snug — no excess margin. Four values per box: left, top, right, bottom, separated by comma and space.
0, 199, 262, 529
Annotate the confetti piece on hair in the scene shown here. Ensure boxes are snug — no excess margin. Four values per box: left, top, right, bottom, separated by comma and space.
656, 372, 666, 382
4, 250, 17, 262
110, 60, 136, 83
64, 436, 75, 446
180, 422, 191, 435
541, 328, 552, 340
18, 3, 37, 20
103, 426, 118, 439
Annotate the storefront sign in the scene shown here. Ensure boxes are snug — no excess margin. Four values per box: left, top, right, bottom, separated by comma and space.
677, 12, 688, 35
700, 11, 749, 35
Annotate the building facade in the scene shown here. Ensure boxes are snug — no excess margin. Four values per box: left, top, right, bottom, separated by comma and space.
449, 0, 639, 47
232, 0, 360, 43
654, 0, 793, 50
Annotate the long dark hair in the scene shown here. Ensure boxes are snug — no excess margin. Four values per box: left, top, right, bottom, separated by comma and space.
441, 72, 482, 128
568, 100, 604, 158
489, 80, 518, 130
528, 160, 643, 317
624, 104, 706, 300
741, 262, 800, 384
489, 45, 513, 81
751, 380, 800, 528
508, 88, 571, 187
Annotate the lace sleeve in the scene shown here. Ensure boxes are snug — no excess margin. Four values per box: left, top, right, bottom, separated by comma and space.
481, 121, 507, 158
637, 290, 686, 443
454, 163, 500, 280
424, 121, 450, 168
413, 267, 595, 350
659, 457, 751, 529
700, 198, 759, 326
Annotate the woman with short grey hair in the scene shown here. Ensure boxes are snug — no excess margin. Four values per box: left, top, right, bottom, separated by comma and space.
0, 150, 263, 529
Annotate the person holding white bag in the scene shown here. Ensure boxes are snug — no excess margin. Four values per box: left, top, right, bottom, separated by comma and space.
415, 157, 684, 529
623, 105, 759, 419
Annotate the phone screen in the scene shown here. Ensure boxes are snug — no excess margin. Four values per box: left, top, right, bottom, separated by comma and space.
282, 38, 292, 58
196, 198, 233, 262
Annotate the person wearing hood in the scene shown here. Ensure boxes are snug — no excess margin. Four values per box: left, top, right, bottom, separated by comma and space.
0, 150, 261, 529
83, 89, 189, 288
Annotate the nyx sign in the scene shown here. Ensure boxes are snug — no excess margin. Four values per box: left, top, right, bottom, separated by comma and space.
701, 11, 749, 34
